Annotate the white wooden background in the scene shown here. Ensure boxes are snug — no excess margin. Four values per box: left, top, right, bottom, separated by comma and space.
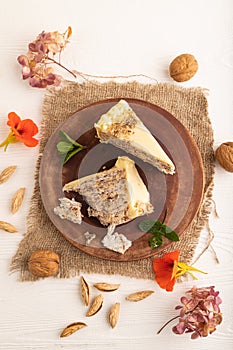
0, 0, 233, 349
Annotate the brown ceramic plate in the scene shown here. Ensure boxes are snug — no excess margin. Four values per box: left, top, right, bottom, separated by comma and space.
39, 98, 204, 261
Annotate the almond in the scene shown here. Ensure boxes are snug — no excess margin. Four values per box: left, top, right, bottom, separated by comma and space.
81, 276, 90, 306
11, 187, 25, 214
0, 166, 17, 184
86, 294, 103, 317
125, 290, 154, 302
93, 282, 120, 292
0, 220, 18, 233
60, 322, 87, 337
109, 302, 120, 328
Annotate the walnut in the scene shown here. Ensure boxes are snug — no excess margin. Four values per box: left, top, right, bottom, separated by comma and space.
169, 53, 198, 82
215, 142, 233, 172
28, 250, 60, 277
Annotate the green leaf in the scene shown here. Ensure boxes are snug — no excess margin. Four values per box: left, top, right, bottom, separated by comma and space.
63, 147, 83, 164
149, 221, 165, 234
138, 220, 157, 232
57, 141, 74, 154
56, 130, 85, 164
148, 234, 163, 249
59, 130, 83, 148
138, 216, 179, 249
164, 227, 179, 242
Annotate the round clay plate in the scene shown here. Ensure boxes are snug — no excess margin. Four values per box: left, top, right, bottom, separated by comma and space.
39, 98, 204, 261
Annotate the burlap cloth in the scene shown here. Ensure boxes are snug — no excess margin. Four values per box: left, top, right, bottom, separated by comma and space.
10, 81, 214, 281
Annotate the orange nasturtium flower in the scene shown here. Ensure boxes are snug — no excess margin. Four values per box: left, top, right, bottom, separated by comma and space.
0, 112, 39, 150
152, 250, 207, 292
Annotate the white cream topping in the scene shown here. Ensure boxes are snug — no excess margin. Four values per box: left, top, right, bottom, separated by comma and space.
95, 100, 132, 127
129, 123, 175, 167
115, 156, 150, 218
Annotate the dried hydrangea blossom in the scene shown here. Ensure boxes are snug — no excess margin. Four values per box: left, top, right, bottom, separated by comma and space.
17, 27, 76, 88
157, 286, 222, 339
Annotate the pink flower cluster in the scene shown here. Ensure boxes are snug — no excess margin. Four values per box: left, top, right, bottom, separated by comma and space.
173, 286, 222, 339
17, 27, 73, 88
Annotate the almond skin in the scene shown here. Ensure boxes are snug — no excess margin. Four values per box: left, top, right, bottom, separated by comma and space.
125, 290, 154, 302
81, 276, 90, 306
0, 166, 17, 184
93, 282, 120, 292
60, 322, 87, 337
109, 302, 120, 328
0, 220, 18, 233
11, 187, 25, 214
86, 294, 103, 317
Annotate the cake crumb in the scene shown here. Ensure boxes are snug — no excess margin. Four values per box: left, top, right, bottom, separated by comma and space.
84, 231, 96, 246
102, 225, 132, 254
54, 197, 83, 224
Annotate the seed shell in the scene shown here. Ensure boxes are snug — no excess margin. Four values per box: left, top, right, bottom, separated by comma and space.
125, 290, 154, 302
0, 220, 18, 233
0, 166, 17, 184
60, 322, 87, 337
94, 282, 120, 292
109, 302, 120, 328
86, 294, 103, 317
81, 276, 90, 306
11, 187, 26, 214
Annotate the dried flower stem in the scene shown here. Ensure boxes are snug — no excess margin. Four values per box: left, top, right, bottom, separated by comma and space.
47, 57, 77, 78
157, 307, 198, 334
157, 314, 180, 334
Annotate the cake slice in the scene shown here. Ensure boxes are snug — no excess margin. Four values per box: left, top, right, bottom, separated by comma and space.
63, 156, 154, 226
94, 99, 175, 174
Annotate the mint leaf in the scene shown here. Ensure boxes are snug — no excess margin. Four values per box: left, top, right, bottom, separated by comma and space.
149, 221, 165, 234
59, 130, 83, 148
164, 227, 179, 242
138, 220, 157, 232
56, 130, 85, 164
63, 147, 83, 164
138, 217, 179, 250
57, 141, 74, 154
149, 234, 163, 249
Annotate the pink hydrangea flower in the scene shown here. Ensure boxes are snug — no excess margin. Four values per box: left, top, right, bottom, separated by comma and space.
172, 286, 222, 339
157, 286, 222, 339
17, 27, 75, 88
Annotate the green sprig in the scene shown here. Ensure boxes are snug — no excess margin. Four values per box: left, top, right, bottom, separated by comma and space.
56, 130, 85, 164
138, 213, 179, 249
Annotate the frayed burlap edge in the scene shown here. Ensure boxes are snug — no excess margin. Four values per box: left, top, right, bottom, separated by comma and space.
10, 81, 215, 281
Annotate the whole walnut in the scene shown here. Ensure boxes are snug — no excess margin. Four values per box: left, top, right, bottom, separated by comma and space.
169, 53, 198, 82
28, 250, 60, 277
215, 142, 233, 172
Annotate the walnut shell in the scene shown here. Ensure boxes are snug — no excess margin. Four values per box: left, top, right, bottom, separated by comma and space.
28, 250, 60, 277
169, 53, 198, 82
215, 142, 233, 172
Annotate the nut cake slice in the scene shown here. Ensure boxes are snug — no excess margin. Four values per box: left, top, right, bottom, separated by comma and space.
94, 99, 175, 174
63, 156, 153, 226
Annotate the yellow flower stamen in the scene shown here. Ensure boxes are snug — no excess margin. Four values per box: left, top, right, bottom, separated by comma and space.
171, 260, 178, 280
0, 131, 17, 151
176, 262, 207, 279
